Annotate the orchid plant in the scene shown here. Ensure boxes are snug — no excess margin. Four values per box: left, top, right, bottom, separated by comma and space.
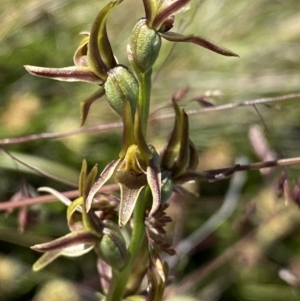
25, 0, 240, 300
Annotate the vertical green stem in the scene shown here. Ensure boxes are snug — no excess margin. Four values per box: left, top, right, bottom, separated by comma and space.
106, 188, 150, 301
137, 69, 152, 135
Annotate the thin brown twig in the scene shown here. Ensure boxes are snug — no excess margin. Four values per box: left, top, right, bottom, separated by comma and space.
156, 93, 300, 120
0, 93, 299, 146
177, 156, 300, 183
0, 184, 119, 211
3, 155, 298, 211
0, 121, 122, 145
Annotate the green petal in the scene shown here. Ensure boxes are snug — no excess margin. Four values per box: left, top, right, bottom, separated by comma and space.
79, 160, 87, 197
160, 100, 182, 170
73, 33, 89, 67
88, 0, 121, 78
86, 159, 121, 212
172, 110, 190, 178
24, 65, 103, 83
142, 0, 158, 27
67, 197, 84, 232
188, 140, 199, 171
84, 164, 99, 201
160, 32, 239, 57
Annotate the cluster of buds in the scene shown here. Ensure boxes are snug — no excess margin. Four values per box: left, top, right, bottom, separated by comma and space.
27, 0, 238, 300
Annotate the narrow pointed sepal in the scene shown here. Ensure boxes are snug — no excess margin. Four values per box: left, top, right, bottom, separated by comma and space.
142, 0, 157, 27
159, 32, 239, 57
173, 110, 190, 178
38, 187, 72, 207
32, 249, 62, 272
188, 140, 199, 171
147, 146, 161, 217
80, 87, 105, 126
67, 197, 84, 232
86, 159, 121, 212
160, 100, 183, 170
31, 230, 98, 253
24, 65, 104, 83
88, 0, 121, 78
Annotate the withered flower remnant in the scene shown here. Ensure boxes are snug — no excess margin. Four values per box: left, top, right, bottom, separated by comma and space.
25, 0, 138, 125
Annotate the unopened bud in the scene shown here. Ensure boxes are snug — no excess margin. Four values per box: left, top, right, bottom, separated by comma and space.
104, 65, 138, 117
129, 19, 161, 73
97, 220, 128, 270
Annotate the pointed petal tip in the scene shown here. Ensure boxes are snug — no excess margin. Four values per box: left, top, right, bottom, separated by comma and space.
160, 32, 239, 58
31, 244, 42, 252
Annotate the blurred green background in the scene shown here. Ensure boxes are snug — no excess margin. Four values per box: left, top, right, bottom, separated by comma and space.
1, 0, 300, 300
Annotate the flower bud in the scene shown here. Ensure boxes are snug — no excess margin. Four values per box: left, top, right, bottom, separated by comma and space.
129, 19, 161, 73
104, 65, 139, 117
97, 220, 128, 270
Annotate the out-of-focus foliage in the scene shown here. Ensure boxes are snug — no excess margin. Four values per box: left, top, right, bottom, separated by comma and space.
1, 0, 300, 300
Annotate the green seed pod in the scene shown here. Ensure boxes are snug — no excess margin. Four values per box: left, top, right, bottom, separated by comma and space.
104, 65, 138, 117
129, 18, 161, 73
97, 220, 128, 270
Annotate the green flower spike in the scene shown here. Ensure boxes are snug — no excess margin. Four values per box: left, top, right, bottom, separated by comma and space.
31, 160, 127, 271
160, 100, 199, 202
86, 101, 161, 227
25, 0, 138, 125
129, 0, 238, 73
